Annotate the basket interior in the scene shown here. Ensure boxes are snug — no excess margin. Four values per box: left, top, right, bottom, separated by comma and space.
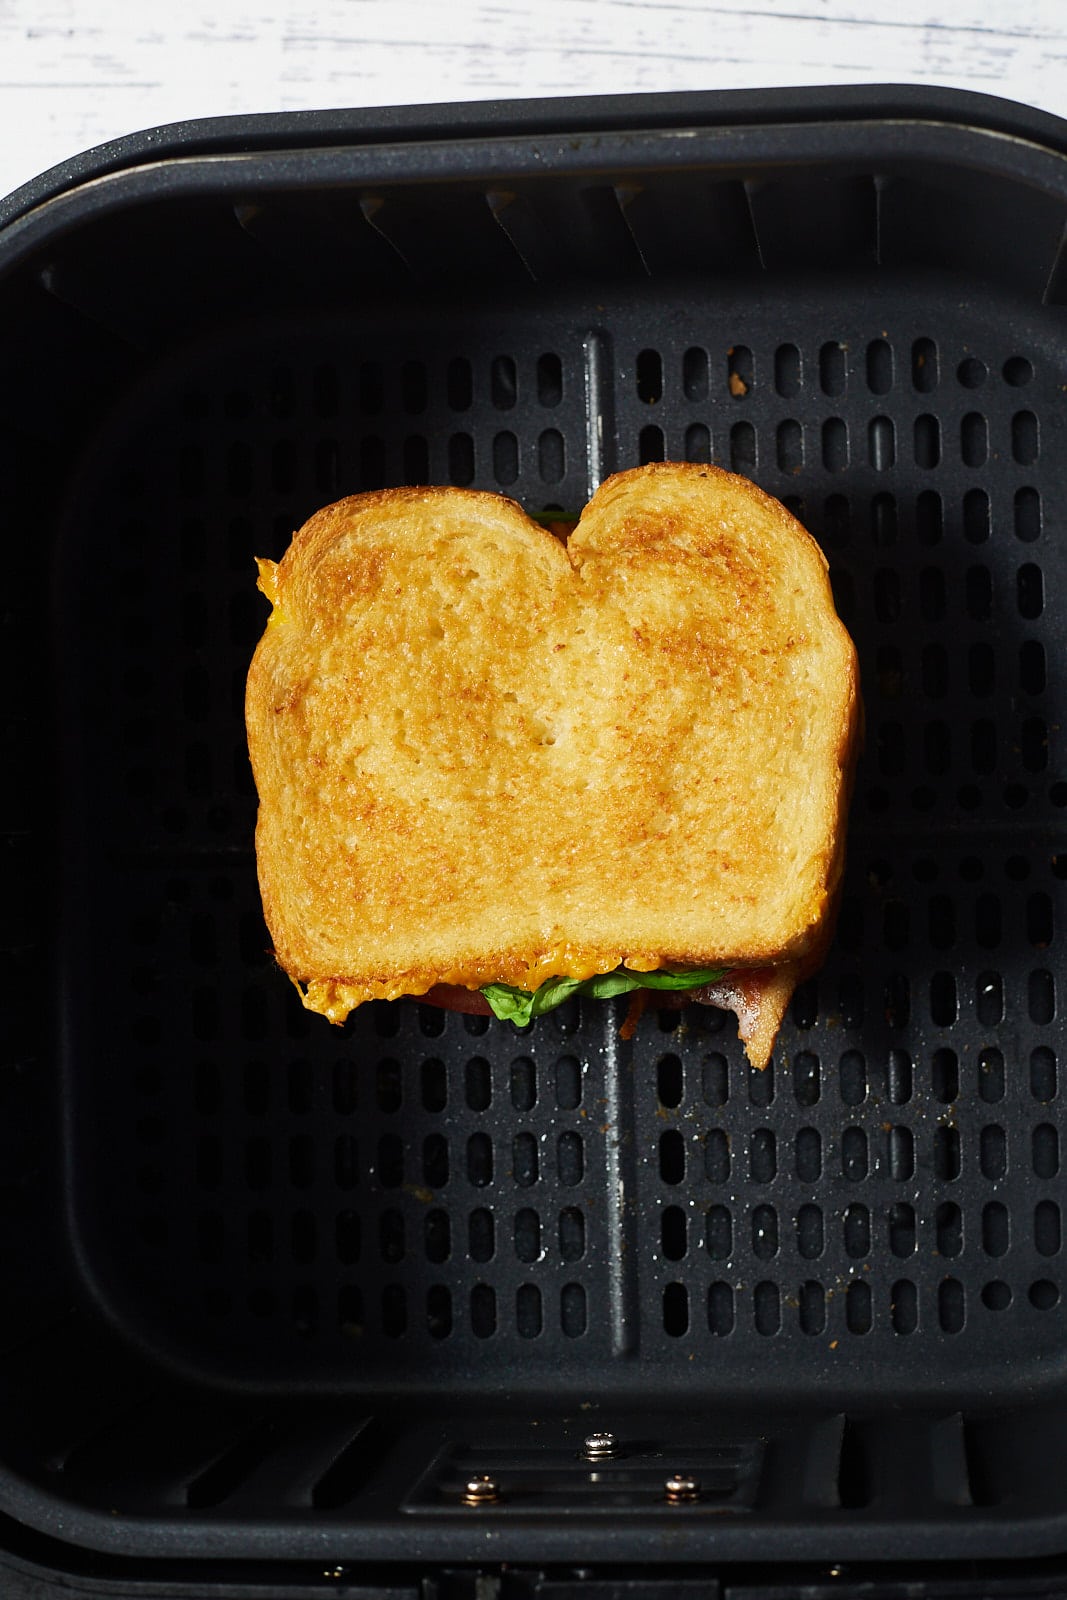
0, 113, 1066, 1565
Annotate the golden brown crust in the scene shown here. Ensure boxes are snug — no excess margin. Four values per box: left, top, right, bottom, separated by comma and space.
245, 463, 860, 1065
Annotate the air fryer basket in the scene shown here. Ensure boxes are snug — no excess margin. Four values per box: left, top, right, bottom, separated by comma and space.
1, 87, 1067, 1582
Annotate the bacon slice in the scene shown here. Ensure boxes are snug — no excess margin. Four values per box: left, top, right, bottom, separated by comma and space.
651, 966, 799, 1070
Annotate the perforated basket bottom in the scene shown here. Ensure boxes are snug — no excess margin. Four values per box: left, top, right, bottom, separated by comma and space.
58, 272, 1065, 1410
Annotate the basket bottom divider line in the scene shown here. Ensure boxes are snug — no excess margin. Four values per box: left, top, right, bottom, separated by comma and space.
583, 327, 613, 499
604, 1003, 640, 1361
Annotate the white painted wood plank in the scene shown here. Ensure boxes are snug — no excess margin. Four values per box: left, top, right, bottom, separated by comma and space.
0, 0, 1065, 202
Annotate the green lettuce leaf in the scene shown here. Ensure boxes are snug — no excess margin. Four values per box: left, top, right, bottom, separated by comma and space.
528, 508, 579, 528
481, 967, 727, 1027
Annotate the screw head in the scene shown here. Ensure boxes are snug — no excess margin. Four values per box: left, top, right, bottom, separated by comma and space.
582, 1431, 619, 1461
462, 1473, 501, 1506
664, 1471, 701, 1503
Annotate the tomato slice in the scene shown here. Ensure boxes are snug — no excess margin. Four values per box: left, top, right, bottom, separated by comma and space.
420, 984, 493, 1016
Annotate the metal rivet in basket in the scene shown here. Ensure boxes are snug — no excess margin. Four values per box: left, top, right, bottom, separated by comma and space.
462, 1474, 501, 1506
664, 1472, 701, 1503
582, 1431, 620, 1461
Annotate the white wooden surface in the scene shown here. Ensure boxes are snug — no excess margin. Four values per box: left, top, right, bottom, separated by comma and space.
0, 0, 1065, 202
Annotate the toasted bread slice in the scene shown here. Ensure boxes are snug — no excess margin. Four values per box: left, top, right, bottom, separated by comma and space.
246, 462, 860, 1066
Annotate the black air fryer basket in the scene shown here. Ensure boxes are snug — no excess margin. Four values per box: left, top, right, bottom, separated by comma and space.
2, 85, 1067, 1597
